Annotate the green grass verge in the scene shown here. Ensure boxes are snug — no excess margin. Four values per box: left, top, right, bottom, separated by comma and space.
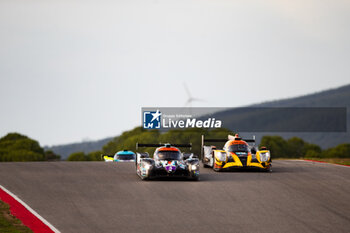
0, 200, 32, 233
273, 158, 350, 166
304, 158, 350, 166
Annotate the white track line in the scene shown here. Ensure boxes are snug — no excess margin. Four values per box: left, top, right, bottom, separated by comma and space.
0, 184, 60, 233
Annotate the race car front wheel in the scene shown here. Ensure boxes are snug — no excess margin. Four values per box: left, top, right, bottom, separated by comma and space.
203, 160, 210, 168
192, 176, 200, 181
211, 155, 215, 168
267, 164, 272, 172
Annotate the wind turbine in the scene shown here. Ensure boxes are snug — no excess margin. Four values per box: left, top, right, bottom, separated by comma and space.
183, 83, 205, 107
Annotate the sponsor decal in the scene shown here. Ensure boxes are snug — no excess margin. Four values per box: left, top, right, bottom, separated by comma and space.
162, 118, 221, 128
142, 108, 222, 129
142, 107, 347, 132
143, 110, 162, 129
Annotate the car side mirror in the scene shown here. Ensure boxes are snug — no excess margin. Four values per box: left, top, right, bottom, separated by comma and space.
251, 148, 257, 154
182, 153, 193, 160
137, 152, 149, 159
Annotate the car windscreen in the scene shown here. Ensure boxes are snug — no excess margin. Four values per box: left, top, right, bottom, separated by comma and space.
116, 154, 135, 160
228, 144, 249, 153
156, 151, 181, 160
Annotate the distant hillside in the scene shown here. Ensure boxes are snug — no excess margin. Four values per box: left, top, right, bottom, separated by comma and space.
253, 84, 350, 108
211, 84, 350, 148
48, 84, 350, 159
45, 137, 113, 160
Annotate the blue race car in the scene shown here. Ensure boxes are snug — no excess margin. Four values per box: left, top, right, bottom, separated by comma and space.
103, 150, 136, 162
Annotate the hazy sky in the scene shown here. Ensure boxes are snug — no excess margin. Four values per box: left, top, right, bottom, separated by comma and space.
0, 0, 349, 145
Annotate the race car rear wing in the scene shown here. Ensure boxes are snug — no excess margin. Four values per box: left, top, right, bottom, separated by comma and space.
136, 143, 192, 150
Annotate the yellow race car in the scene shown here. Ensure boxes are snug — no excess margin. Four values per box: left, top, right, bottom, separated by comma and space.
201, 134, 272, 172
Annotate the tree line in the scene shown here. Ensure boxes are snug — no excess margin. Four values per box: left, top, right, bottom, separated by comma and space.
261, 135, 350, 158
0, 133, 60, 161
67, 127, 232, 161
1, 130, 349, 162
68, 127, 350, 160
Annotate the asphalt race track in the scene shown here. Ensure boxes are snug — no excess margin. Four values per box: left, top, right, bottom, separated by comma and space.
0, 160, 349, 233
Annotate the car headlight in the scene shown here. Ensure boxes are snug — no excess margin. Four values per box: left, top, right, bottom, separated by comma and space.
260, 151, 270, 162
144, 163, 151, 170
217, 152, 227, 162
191, 164, 198, 170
